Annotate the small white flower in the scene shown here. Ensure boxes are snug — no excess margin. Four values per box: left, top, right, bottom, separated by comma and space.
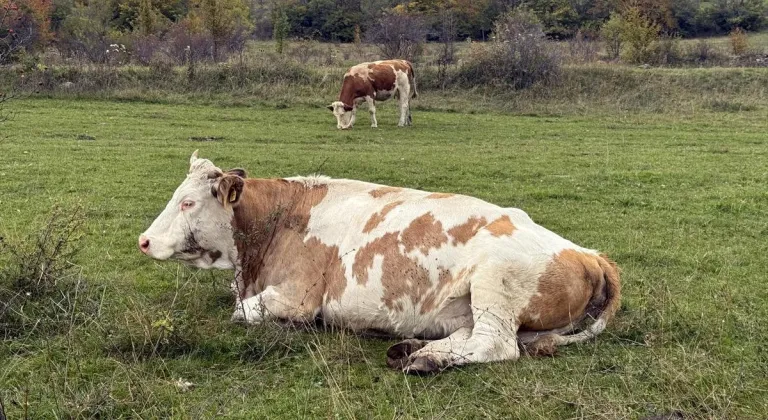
175, 378, 195, 392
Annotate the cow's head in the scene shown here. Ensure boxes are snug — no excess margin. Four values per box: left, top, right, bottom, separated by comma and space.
327, 101, 356, 130
138, 151, 245, 270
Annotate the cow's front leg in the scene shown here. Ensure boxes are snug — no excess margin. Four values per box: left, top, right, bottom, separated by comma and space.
365, 96, 377, 128
231, 285, 322, 325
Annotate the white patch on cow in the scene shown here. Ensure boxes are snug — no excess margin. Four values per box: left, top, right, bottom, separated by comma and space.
139, 152, 238, 270
329, 100, 356, 129
285, 174, 332, 188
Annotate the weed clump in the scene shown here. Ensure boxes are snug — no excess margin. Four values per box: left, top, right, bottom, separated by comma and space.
730, 28, 749, 56
456, 8, 561, 90
0, 205, 101, 340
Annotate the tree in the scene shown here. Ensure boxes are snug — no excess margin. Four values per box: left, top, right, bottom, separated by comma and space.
272, 1, 288, 53
0, 0, 54, 63
600, 12, 622, 59
619, 6, 659, 63
190, 0, 250, 61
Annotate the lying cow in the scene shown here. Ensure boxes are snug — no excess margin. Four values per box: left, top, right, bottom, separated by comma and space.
139, 151, 621, 374
327, 59, 417, 129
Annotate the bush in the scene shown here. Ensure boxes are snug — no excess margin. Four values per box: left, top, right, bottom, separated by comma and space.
730, 28, 749, 56
620, 8, 660, 64
683, 38, 728, 66
651, 34, 683, 66
0, 205, 101, 340
455, 8, 561, 90
165, 20, 214, 64
601, 13, 623, 60
567, 29, 599, 63
365, 11, 428, 62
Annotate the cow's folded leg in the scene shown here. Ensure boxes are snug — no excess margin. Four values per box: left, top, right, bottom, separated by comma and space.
231, 285, 321, 325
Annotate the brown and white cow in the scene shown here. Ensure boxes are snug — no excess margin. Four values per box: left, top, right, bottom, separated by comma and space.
327, 59, 417, 129
139, 151, 621, 374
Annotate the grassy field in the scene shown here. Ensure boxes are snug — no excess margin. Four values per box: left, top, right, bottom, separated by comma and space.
1, 97, 767, 418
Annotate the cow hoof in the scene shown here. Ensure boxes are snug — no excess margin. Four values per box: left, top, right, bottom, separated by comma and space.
404, 356, 440, 375
386, 339, 426, 370
231, 310, 246, 323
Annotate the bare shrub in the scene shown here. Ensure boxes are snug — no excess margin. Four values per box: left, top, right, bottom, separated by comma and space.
730, 27, 749, 56
0, 90, 13, 122
289, 39, 325, 65
130, 34, 163, 65
366, 12, 428, 62
0, 205, 101, 340
456, 9, 561, 90
568, 29, 599, 63
435, 7, 457, 89
651, 34, 683, 65
166, 21, 214, 64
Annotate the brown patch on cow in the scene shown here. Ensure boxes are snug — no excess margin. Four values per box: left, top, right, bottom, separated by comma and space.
363, 200, 404, 233
352, 232, 432, 309
231, 179, 331, 312
425, 193, 454, 199
485, 215, 516, 237
367, 63, 397, 93
304, 237, 347, 303
447, 216, 488, 245
401, 212, 448, 255
369, 186, 402, 198
419, 266, 475, 314
518, 249, 605, 331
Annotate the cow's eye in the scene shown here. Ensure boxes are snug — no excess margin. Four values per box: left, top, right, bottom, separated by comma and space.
181, 200, 195, 210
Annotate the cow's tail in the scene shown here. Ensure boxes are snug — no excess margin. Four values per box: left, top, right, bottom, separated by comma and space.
519, 254, 621, 356
407, 61, 418, 99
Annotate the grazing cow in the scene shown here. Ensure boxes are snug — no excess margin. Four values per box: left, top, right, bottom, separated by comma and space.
139, 151, 621, 374
327, 59, 417, 129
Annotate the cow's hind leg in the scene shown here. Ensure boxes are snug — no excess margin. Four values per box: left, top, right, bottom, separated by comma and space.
396, 76, 411, 127
401, 265, 527, 374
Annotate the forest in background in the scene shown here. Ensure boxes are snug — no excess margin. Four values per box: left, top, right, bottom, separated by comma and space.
2, 0, 768, 66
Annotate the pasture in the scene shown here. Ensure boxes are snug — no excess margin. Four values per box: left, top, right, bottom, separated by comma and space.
1, 97, 767, 418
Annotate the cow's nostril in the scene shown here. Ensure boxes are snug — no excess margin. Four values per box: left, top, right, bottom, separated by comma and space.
139, 236, 150, 253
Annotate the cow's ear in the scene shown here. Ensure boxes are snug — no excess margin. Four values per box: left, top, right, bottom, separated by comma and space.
343, 105, 353, 112
326, 104, 334, 111
226, 168, 247, 178
212, 175, 244, 210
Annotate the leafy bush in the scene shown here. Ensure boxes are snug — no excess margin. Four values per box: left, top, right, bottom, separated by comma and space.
455, 8, 561, 90
601, 12, 623, 60
0, 0, 53, 64
729, 27, 749, 56
620, 7, 660, 64
365, 10, 428, 62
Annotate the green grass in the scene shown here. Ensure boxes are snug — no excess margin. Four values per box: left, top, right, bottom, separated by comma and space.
1, 97, 767, 418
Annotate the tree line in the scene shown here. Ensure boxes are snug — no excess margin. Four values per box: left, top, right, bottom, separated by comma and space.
2, 0, 767, 64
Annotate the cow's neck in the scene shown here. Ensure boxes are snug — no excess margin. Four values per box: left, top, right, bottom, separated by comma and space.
231, 178, 328, 295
